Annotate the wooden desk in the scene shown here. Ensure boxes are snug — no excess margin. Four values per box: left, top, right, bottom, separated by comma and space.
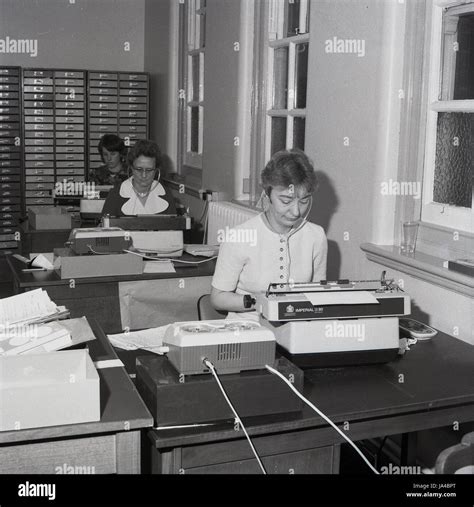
7, 254, 215, 333
0, 319, 153, 474
147, 333, 474, 474
19, 218, 82, 254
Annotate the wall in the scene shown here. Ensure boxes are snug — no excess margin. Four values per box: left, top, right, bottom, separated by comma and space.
201, 0, 243, 199
0, 0, 145, 70
143, 0, 172, 168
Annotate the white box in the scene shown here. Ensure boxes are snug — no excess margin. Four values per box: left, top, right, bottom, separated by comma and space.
0, 349, 100, 431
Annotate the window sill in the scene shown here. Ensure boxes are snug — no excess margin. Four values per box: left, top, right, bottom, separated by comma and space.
361, 243, 473, 297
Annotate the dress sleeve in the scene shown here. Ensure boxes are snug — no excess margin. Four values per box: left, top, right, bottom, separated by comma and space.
312, 228, 328, 282
101, 185, 123, 217
211, 239, 246, 292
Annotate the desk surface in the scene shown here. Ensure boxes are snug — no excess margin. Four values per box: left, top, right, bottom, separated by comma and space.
149, 332, 474, 449
7, 253, 215, 288
0, 319, 153, 445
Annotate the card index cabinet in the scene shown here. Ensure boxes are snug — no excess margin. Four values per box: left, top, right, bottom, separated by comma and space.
0, 67, 22, 256
23, 69, 86, 210
88, 72, 149, 171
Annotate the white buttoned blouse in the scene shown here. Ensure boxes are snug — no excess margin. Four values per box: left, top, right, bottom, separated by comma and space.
211, 213, 328, 296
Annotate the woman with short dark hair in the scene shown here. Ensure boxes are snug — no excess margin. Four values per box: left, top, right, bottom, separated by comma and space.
89, 134, 128, 185
101, 139, 176, 217
211, 149, 327, 316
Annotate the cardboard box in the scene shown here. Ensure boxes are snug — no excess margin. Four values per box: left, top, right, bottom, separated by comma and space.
0, 349, 100, 431
54, 248, 143, 279
28, 206, 72, 230
136, 355, 304, 426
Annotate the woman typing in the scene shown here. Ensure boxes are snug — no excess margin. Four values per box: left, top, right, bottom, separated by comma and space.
101, 139, 176, 217
210, 149, 327, 318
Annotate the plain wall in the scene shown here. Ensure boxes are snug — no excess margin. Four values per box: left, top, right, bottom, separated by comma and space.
144, 0, 171, 168
0, 0, 145, 70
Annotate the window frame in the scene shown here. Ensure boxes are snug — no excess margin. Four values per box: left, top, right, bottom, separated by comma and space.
421, 0, 474, 233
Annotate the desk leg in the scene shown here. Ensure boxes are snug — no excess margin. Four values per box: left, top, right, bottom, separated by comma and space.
116, 431, 141, 474
400, 432, 418, 466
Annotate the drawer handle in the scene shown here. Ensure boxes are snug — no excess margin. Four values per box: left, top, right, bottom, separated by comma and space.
67, 169, 74, 173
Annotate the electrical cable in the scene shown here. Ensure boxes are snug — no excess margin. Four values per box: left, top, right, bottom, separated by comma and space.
265, 364, 380, 475
203, 358, 267, 474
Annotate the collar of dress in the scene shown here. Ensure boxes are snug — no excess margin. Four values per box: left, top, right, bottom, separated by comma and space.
119, 178, 170, 215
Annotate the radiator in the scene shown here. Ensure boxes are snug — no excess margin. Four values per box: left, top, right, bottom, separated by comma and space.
207, 201, 259, 245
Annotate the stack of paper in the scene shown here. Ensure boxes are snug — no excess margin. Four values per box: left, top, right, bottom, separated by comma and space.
0, 320, 72, 356
108, 325, 170, 353
0, 289, 69, 327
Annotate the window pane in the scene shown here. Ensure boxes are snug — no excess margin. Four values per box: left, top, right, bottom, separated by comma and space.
293, 117, 305, 149
453, 14, 474, 100
295, 43, 308, 108
273, 47, 288, 109
433, 112, 473, 208
191, 55, 200, 102
287, 0, 300, 37
271, 117, 287, 154
190, 106, 199, 153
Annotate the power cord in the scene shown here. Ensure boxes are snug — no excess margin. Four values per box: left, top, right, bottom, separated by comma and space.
203, 357, 267, 474
265, 364, 380, 475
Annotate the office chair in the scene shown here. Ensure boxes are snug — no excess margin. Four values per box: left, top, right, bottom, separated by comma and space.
197, 294, 227, 320
434, 431, 474, 474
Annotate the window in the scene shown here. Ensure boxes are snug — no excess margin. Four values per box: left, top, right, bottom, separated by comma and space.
266, 0, 310, 159
249, 0, 311, 201
178, 0, 205, 171
422, 1, 474, 232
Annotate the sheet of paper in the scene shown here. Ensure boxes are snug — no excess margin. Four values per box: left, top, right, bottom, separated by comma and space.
29, 253, 55, 270
143, 260, 176, 274
108, 325, 170, 352
0, 289, 60, 327
303, 290, 379, 306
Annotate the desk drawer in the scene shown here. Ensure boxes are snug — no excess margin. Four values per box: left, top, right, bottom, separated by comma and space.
0, 435, 116, 474
182, 446, 339, 474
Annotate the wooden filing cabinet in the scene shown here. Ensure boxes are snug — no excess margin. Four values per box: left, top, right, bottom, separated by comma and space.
0, 66, 22, 256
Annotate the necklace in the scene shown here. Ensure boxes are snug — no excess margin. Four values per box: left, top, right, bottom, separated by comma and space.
132, 180, 152, 198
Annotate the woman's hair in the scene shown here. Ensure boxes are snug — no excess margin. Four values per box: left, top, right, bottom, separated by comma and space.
127, 139, 162, 169
261, 149, 318, 196
97, 134, 127, 163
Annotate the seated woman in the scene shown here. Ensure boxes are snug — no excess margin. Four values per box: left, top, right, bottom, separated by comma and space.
101, 139, 176, 217
89, 134, 128, 185
210, 149, 327, 317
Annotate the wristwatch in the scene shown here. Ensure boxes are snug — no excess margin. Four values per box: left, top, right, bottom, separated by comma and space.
243, 294, 256, 309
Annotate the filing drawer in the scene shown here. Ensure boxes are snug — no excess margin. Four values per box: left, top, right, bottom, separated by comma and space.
54, 71, 84, 78
120, 73, 148, 81
25, 161, 55, 168
24, 139, 54, 145
0, 152, 20, 159
26, 182, 54, 190
0, 204, 21, 212
89, 87, 118, 95
56, 168, 85, 175
55, 79, 84, 86
0, 196, 21, 204
25, 153, 55, 160
0, 68, 19, 76
24, 131, 54, 138
119, 126, 147, 133
119, 81, 148, 89
0, 160, 20, 168
55, 86, 85, 94
24, 116, 54, 123
25, 168, 55, 176
0, 114, 20, 122
0, 107, 20, 114
119, 88, 147, 97
89, 95, 117, 103
23, 93, 53, 100
89, 110, 118, 118
90, 117, 118, 125
26, 197, 54, 205
119, 96, 147, 104
23, 78, 53, 85
56, 160, 84, 167
24, 108, 53, 115
56, 139, 85, 146
25, 175, 55, 183
55, 116, 84, 124
25, 146, 54, 153
89, 72, 118, 80
89, 102, 117, 110
55, 93, 84, 101
0, 130, 20, 137
0, 168, 20, 175
56, 146, 84, 153
24, 123, 54, 130
90, 125, 117, 133
25, 190, 52, 198
0, 182, 20, 191
0, 100, 19, 107
56, 154, 84, 161
24, 70, 53, 78
0, 212, 20, 221
0, 77, 19, 84
0, 92, 20, 99
24, 100, 53, 108
90, 80, 118, 88
55, 131, 84, 138
55, 124, 84, 131
23, 85, 53, 93
54, 109, 84, 116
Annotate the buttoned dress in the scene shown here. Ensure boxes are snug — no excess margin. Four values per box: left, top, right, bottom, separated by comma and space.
211, 213, 328, 319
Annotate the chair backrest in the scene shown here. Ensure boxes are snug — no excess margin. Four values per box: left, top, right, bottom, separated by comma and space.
197, 294, 227, 321
435, 431, 474, 474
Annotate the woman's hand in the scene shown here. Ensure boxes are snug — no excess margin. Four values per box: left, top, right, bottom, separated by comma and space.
210, 287, 255, 312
